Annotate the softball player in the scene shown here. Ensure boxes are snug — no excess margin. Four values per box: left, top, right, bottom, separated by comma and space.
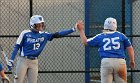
77, 17, 135, 83
7, 15, 77, 83
0, 63, 10, 82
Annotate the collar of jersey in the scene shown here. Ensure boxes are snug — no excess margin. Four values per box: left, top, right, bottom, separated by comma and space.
104, 31, 116, 34
31, 29, 39, 33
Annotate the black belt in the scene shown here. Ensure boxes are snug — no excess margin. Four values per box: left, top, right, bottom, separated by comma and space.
23, 56, 38, 60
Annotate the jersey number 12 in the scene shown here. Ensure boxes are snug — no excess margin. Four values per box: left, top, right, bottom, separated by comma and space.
33, 43, 40, 50
103, 37, 120, 50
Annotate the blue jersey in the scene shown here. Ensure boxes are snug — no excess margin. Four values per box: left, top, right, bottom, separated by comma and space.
10, 28, 75, 60
87, 31, 131, 58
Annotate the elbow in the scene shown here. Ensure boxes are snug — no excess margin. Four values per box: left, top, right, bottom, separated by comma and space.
14, 44, 21, 49
126, 46, 133, 50
126, 46, 134, 55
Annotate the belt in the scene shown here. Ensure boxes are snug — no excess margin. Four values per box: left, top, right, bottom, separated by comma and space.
102, 57, 125, 60
23, 56, 38, 60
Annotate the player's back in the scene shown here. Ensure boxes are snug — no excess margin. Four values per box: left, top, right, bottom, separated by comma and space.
87, 31, 131, 58
99, 31, 131, 58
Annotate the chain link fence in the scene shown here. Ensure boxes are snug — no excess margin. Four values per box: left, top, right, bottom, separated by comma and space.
88, 0, 140, 83
132, 0, 140, 83
0, 0, 84, 83
0, 0, 140, 83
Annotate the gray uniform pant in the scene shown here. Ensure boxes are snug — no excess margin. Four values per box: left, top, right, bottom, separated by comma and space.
101, 58, 127, 83
14, 56, 38, 83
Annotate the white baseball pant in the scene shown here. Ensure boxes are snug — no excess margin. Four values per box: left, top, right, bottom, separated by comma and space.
101, 58, 127, 83
14, 56, 38, 83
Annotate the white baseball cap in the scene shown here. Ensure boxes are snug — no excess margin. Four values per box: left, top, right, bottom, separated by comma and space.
104, 17, 117, 31
30, 15, 44, 29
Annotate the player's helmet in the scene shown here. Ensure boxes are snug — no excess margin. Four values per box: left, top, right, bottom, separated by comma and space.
104, 17, 117, 31
30, 15, 44, 30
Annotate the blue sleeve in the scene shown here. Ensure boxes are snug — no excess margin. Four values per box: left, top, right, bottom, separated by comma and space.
0, 63, 3, 71
87, 35, 100, 46
45, 33, 53, 41
57, 28, 75, 36
47, 28, 75, 41
122, 35, 131, 48
10, 30, 25, 60
10, 44, 20, 60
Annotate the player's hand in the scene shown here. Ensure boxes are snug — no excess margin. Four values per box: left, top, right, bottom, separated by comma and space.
2, 76, 10, 83
76, 21, 84, 31
7, 60, 14, 71
130, 61, 135, 70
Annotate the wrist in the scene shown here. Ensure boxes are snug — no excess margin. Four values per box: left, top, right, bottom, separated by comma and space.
72, 27, 76, 32
130, 60, 134, 63
78, 29, 84, 32
9, 60, 14, 63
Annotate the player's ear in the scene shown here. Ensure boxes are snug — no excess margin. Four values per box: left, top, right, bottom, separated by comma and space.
31, 25, 35, 29
34, 24, 37, 29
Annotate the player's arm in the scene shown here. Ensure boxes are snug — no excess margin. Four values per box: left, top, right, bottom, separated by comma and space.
47, 25, 77, 41
123, 34, 135, 69
10, 31, 25, 61
10, 44, 20, 60
77, 21, 87, 46
8, 43, 21, 71
126, 46, 135, 69
53, 27, 76, 38
7, 30, 25, 71
78, 29, 87, 46
47, 28, 76, 41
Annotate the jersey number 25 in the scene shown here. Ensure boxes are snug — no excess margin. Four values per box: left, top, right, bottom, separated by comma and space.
103, 37, 120, 51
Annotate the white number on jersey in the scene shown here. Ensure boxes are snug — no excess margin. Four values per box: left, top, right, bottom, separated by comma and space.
103, 37, 120, 51
33, 43, 40, 50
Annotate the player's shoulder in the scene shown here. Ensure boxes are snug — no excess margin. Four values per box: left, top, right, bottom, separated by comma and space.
114, 31, 123, 34
39, 31, 51, 35
95, 33, 104, 37
104, 31, 125, 36
87, 33, 102, 41
115, 31, 127, 37
93, 33, 103, 38
20, 30, 31, 36
21, 30, 31, 34
18, 30, 31, 37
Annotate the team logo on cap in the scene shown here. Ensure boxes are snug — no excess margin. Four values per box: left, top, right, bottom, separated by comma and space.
39, 17, 42, 21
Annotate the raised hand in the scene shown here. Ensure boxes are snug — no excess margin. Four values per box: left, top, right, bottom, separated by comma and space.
76, 21, 84, 31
